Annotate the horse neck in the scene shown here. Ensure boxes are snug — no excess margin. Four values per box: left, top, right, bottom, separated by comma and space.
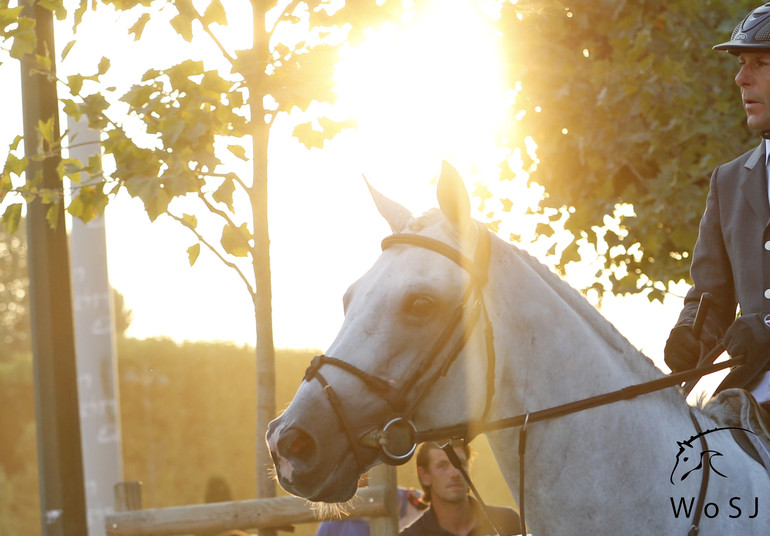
481, 240, 722, 533
485, 240, 677, 407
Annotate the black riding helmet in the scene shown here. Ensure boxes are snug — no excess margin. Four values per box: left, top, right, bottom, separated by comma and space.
714, 3, 770, 54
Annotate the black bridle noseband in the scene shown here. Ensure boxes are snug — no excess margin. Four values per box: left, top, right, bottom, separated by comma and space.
302, 222, 496, 467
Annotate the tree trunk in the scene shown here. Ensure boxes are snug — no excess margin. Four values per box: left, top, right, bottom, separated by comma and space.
249, 3, 277, 535
20, 2, 88, 534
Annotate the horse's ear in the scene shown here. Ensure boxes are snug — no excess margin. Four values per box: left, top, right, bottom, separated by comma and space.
437, 161, 471, 230
364, 175, 412, 233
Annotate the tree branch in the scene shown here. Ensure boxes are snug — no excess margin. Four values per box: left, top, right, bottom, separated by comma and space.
195, 184, 243, 231
268, 0, 303, 43
199, 20, 237, 64
167, 210, 256, 298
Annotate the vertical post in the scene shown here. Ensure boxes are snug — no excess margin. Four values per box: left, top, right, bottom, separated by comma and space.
368, 465, 398, 536
19, 2, 88, 535
113, 482, 142, 513
69, 116, 123, 536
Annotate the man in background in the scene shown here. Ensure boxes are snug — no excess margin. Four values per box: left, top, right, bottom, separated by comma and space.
399, 441, 522, 536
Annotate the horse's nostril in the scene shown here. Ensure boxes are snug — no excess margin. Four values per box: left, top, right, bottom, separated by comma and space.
279, 427, 316, 465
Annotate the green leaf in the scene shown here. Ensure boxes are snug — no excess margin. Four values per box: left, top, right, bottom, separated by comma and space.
124, 176, 171, 222
170, 12, 194, 43
67, 194, 87, 219
35, 53, 52, 72
9, 135, 23, 152
8, 16, 36, 60
72, 0, 88, 32
1, 203, 22, 233
62, 98, 83, 120
67, 74, 85, 95
4, 153, 28, 177
293, 117, 357, 150
182, 213, 197, 229
37, 117, 55, 145
212, 176, 235, 210
187, 242, 201, 266
221, 222, 250, 257
203, 0, 227, 26
81, 93, 110, 129
61, 39, 76, 61
46, 201, 60, 229
169, 59, 204, 82
97, 56, 111, 76
227, 144, 248, 161
57, 157, 83, 183
37, 0, 66, 20
129, 13, 151, 40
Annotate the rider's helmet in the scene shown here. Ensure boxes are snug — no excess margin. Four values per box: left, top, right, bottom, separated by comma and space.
714, 3, 770, 54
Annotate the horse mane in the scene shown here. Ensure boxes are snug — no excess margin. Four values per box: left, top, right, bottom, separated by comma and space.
505, 238, 671, 379
408, 209, 676, 388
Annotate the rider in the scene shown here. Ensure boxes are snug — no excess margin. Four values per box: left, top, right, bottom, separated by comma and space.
664, 2, 770, 412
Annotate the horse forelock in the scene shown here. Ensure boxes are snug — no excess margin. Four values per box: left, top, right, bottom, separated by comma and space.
406, 208, 470, 242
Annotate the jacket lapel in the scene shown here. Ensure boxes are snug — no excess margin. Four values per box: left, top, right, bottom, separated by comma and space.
741, 142, 770, 223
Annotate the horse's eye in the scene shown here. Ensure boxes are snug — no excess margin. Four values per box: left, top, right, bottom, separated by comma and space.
405, 295, 436, 318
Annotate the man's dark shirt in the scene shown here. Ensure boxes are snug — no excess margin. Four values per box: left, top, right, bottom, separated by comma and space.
399, 497, 522, 536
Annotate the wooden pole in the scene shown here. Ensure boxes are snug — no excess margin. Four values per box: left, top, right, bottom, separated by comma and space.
19, 2, 87, 535
114, 482, 142, 513
368, 465, 399, 536
106, 485, 390, 536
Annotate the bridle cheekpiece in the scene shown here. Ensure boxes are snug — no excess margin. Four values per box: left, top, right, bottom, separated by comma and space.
302, 222, 496, 467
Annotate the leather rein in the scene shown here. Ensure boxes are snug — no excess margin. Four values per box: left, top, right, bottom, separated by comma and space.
302, 226, 740, 535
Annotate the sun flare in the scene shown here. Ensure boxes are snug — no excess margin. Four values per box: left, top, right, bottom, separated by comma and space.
333, 0, 511, 212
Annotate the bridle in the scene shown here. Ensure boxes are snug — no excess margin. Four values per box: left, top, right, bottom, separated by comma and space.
302, 225, 741, 535
302, 221, 496, 467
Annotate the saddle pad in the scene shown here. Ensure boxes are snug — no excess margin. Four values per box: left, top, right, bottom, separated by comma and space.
706, 388, 770, 472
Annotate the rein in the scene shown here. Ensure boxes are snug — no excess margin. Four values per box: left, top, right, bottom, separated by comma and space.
412, 344, 739, 444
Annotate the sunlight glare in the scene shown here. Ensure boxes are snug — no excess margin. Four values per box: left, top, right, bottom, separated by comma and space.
333, 0, 508, 213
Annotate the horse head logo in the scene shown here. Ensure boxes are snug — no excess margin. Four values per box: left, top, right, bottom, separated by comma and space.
669, 426, 753, 485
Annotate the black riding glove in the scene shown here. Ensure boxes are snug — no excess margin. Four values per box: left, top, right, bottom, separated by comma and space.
722, 313, 770, 370
664, 325, 702, 372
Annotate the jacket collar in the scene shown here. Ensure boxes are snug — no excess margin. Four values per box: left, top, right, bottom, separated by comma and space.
741, 141, 770, 222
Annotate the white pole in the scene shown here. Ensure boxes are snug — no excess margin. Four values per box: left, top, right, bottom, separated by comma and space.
68, 115, 123, 536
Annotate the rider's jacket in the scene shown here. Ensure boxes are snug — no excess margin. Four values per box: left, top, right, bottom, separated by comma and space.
675, 141, 770, 385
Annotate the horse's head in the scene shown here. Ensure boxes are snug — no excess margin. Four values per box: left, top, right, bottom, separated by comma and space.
266, 162, 496, 502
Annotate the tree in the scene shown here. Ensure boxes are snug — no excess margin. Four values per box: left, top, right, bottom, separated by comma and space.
0, 0, 408, 506
489, 0, 758, 301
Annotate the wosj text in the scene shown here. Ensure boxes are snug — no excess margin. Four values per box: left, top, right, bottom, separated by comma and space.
670, 496, 759, 519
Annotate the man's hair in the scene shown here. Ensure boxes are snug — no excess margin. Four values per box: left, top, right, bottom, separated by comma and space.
415, 440, 472, 504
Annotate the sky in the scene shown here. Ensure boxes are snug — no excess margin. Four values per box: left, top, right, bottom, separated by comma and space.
1, 0, 724, 396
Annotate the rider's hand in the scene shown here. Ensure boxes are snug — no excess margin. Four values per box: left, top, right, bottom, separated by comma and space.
664, 325, 701, 372
722, 313, 770, 369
